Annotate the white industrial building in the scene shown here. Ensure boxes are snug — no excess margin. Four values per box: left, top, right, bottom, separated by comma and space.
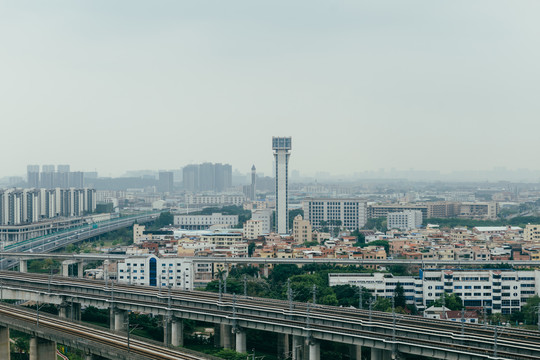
387, 210, 423, 231
329, 269, 540, 314
174, 213, 239, 230
303, 198, 367, 230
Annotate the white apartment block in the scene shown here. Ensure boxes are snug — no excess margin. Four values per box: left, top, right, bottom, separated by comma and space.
200, 232, 244, 246
387, 210, 423, 231
117, 255, 194, 290
243, 220, 263, 240
251, 209, 272, 234
303, 198, 367, 230
174, 213, 239, 230
329, 269, 540, 314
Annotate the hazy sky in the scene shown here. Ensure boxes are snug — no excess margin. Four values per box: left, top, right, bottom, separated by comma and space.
1, 1, 539, 177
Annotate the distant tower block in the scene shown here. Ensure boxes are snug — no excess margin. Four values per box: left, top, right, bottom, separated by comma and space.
250, 165, 256, 200
272, 137, 292, 234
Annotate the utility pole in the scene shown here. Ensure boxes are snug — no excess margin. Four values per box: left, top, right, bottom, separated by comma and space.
461, 309, 465, 343
219, 279, 222, 302
224, 275, 227, 294
369, 298, 373, 324
312, 284, 317, 305
358, 287, 363, 310
537, 306, 540, 332
288, 279, 293, 312
392, 296, 396, 357
244, 275, 247, 298
493, 325, 498, 358
483, 308, 487, 328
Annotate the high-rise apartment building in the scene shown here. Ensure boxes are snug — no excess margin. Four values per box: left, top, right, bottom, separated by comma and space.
40, 165, 55, 189
27, 165, 40, 188
0, 188, 96, 225
303, 198, 367, 230
158, 171, 174, 193
272, 137, 291, 234
182, 163, 232, 193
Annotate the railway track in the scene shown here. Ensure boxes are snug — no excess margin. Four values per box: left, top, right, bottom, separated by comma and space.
1, 271, 539, 359
0, 303, 210, 360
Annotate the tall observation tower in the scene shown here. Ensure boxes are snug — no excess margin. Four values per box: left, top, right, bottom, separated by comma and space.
272, 136, 292, 234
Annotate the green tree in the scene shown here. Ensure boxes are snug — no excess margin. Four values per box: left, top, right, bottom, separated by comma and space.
248, 242, 256, 256
351, 229, 366, 246
431, 293, 463, 311
394, 282, 406, 309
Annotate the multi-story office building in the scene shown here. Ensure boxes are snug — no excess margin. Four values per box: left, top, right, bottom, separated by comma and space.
387, 210, 423, 231
117, 255, 194, 290
173, 213, 239, 230
272, 137, 291, 234
303, 198, 367, 230
328, 269, 540, 314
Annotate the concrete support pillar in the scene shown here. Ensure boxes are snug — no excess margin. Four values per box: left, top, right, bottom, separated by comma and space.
371, 348, 383, 360
292, 335, 303, 360
70, 302, 81, 321
382, 350, 393, 360
163, 316, 170, 346
220, 324, 233, 349
114, 309, 126, 332
214, 324, 221, 347
277, 333, 290, 359
78, 261, 84, 278
171, 318, 184, 347
350, 345, 362, 360
308, 340, 320, 360
58, 303, 68, 319
262, 264, 269, 278
235, 329, 246, 353
19, 259, 27, 273
0, 325, 10, 360
85, 354, 94, 360
29, 337, 56, 360
62, 261, 71, 277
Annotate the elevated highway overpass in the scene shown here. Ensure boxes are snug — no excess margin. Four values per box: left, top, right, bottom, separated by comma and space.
0, 271, 538, 360
0, 212, 159, 270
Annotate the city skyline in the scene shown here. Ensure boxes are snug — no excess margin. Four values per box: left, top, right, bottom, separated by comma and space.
1, 1, 540, 179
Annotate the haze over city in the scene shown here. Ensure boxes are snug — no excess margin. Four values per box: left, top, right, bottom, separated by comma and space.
1, 1, 540, 179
